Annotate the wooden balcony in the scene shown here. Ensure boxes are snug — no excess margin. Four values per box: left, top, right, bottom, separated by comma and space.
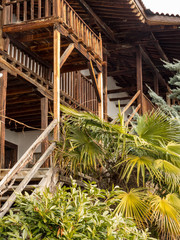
2, 0, 103, 61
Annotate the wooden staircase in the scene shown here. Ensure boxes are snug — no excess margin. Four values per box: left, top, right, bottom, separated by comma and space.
0, 119, 57, 218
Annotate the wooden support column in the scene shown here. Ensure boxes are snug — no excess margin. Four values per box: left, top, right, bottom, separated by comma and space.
154, 74, 159, 95
98, 72, 103, 119
41, 97, 49, 167
103, 53, 107, 120
53, 27, 60, 141
136, 46, 143, 115
0, 70, 7, 169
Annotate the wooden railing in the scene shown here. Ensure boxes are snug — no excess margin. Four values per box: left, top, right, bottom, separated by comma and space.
60, 71, 99, 114
3, 0, 102, 59
7, 41, 53, 84
142, 94, 155, 113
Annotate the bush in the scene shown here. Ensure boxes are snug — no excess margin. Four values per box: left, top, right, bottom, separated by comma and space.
0, 181, 154, 240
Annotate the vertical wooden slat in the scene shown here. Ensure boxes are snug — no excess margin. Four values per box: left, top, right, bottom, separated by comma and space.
98, 72, 103, 119
53, 27, 61, 141
136, 46, 143, 115
38, 0, 41, 18
16, 2, 20, 22
154, 74, 159, 95
41, 97, 49, 167
10, 3, 13, 23
23, 0, 27, 21
31, 0, 34, 20
103, 53, 107, 120
0, 70, 7, 169
45, 0, 49, 17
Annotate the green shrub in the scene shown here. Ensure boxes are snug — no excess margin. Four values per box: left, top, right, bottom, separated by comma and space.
0, 181, 154, 240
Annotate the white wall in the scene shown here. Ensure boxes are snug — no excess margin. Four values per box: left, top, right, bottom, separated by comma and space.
107, 77, 132, 120
5, 129, 53, 160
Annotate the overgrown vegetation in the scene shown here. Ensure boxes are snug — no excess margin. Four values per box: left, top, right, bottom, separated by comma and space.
0, 181, 153, 240
54, 105, 180, 239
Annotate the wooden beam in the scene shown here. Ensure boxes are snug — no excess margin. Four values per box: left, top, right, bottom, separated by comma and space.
107, 86, 136, 94
154, 74, 159, 95
88, 59, 101, 102
57, 24, 102, 72
109, 96, 131, 101
53, 27, 60, 141
139, 45, 169, 91
103, 53, 107, 120
0, 70, 7, 169
98, 72, 103, 119
151, 33, 169, 62
3, 17, 62, 33
0, 143, 56, 218
77, 0, 116, 42
0, 57, 53, 100
41, 97, 49, 167
136, 47, 143, 114
60, 43, 74, 69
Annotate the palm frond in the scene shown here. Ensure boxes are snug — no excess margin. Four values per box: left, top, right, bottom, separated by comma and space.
114, 188, 149, 227
150, 193, 180, 238
118, 155, 162, 186
134, 110, 180, 145
154, 159, 180, 191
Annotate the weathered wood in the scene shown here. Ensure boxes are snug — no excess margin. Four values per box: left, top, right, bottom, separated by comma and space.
103, 54, 107, 120
98, 72, 103, 118
109, 96, 131, 101
0, 119, 57, 194
60, 43, 74, 69
77, 0, 116, 42
53, 27, 60, 141
151, 33, 169, 62
107, 86, 136, 94
139, 45, 169, 91
125, 104, 141, 126
41, 97, 49, 167
0, 57, 53, 100
0, 143, 56, 218
154, 74, 159, 95
0, 70, 7, 169
122, 90, 140, 115
88, 59, 101, 102
136, 46, 143, 114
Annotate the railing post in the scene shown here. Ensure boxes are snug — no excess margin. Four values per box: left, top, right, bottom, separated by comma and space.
98, 72, 103, 119
53, 25, 61, 141
103, 53, 107, 120
0, 70, 7, 169
136, 45, 143, 115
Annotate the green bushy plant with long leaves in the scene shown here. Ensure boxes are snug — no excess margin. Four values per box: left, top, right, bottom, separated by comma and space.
0, 181, 154, 240
55, 105, 180, 239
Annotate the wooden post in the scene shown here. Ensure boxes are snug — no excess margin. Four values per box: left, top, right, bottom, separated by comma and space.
0, 70, 7, 169
103, 53, 107, 120
53, 27, 60, 141
154, 74, 159, 95
98, 72, 103, 119
136, 46, 143, 115
41, 97, 49, 167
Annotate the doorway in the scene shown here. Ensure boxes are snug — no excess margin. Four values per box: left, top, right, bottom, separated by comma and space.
5, 141, 18, 168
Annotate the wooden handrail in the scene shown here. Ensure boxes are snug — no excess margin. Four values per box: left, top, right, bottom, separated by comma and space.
0, 119, 57, 194
122, 90, 141, 115
0, 143, 56, 218
3, 0, 102, 58
63, 0, 100, 40
125, 104, 141, 126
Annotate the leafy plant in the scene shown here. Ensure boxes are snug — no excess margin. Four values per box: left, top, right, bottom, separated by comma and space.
0, 181, 154, 240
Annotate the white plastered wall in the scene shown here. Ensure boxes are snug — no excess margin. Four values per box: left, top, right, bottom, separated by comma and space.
5, 129, 53, 160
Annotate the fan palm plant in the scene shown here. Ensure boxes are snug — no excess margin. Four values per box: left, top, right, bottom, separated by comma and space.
57, 105, 180, 239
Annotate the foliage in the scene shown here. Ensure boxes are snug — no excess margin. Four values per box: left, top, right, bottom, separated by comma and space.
0, 181, 154, 240
55, 105, 180, 239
